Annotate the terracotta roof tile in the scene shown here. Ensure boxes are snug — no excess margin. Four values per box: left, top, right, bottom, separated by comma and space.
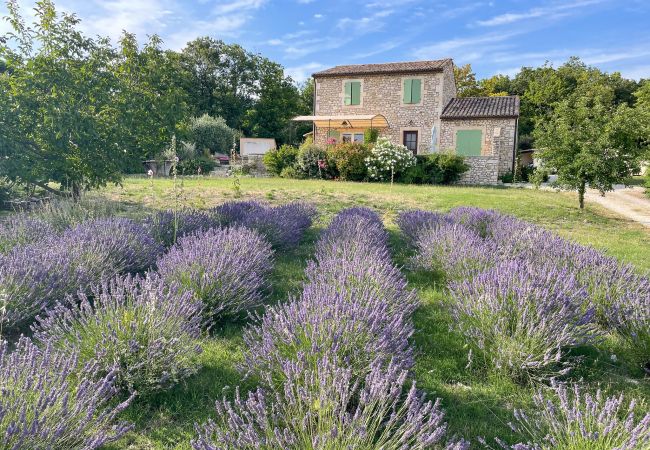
313, 59, 452, 77
441, 96, 520, 119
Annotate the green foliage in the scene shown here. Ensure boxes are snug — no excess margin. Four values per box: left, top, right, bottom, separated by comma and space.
177, 156, 216, 175
534, 72, 647, 208
327, 143, 371, 181
295, 141, 330, 179
279, 166, 301, 179
645, 171, 650, 197
262, 145, 299, 176
188, 114, 235, 154
400, 153, 469, 185
364, 128, 379, 144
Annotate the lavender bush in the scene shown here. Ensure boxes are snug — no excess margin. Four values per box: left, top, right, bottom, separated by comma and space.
396, 209, 450, 246
489, 383, 650, 449
449, 260, 600, 381
611, 287, 650, 371
0, 243, 77, 334
316, 209, 389, 259
0, 216, 56, 254
242, 278, 417, 389
193, 358, 468, 450
61, 217, 162, 280
32, 274, 203, 395
157, 226, 273, 319
146, 209, 221, 247
0, 337, 133, 449
214, 200, 317, 248
412, 223, 498, 280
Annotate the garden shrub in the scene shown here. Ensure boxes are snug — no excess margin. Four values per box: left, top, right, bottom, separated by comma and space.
279, 165, 301, 179
0, 242, 77, 335
530, 167, 550, 187
262, 144, 299, 176
0, 337, 133, 449
177, 155, 216, 175
156, 226, 273, 319
364, 127, 379, 144
146, 209, 221, 247
396, 210, 451, 246
295, 141, 330, 178
449, 260, 600, 382
0, 216, 55, 254
327, 142, 371, 181
188, 114, 235, 154
32, 274, 203, 396
193, 359, 468, 450
214, 200, 317, 248
365, 137, 416, 182
61, 217, 162, 282
493, 383, 650, 449
29, 196, 125, 231
400, 153, 469, 184
412, 223, 498, 280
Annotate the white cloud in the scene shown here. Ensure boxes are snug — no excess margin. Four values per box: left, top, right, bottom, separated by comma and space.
475, 0, 606, 26
413, 30, 522, 60
266, 38, 284, 46
285, 62, 325, 81
313, 13, 323, 19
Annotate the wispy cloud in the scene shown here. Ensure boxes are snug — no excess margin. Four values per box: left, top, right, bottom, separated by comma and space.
413, 30, 522, 60
475, 0, 605, 26
285, 62, 325, 81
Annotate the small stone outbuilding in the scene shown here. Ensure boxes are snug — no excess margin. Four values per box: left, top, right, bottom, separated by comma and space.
293, 59, 520, 185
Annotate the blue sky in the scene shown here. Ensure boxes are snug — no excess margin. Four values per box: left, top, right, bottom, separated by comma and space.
2, 0, 650, 82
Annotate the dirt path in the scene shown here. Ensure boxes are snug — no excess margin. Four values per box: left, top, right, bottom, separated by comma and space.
585, 186, 650, 228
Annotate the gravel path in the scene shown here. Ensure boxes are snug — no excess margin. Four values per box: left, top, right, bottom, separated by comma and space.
585, 186, 650, 228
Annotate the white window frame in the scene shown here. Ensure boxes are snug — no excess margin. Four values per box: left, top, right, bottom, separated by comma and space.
341, 132, 364, 143
401, 76, 424, 106
341, 79, 364, 108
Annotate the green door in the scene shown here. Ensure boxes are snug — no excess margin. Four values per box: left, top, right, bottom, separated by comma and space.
456, 130, 482, 156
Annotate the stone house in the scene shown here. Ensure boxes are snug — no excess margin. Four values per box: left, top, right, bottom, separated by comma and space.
293, 59, 520, 184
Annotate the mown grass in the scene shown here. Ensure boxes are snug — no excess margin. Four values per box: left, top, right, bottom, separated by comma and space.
98, 176, 649, 449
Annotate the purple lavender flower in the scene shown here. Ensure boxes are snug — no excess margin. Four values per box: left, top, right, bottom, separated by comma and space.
145, 209, 221, 247
397, 209, 451, 246
412, 223, 499, 281
498, 382, 650, 449
32, 273, 204, 395
449, 259, 600, 381
193, 357, 469, 450
156, 226, 274, 319
214, 200, 317, 248
0, 336, 134, 449
0, 216, 56, 254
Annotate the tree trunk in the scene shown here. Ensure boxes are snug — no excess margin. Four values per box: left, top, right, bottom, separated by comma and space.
578, 180, 586, 209
71, 181, 82, 202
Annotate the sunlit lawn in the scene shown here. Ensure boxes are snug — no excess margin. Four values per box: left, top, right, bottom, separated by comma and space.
101, 176, 650, 449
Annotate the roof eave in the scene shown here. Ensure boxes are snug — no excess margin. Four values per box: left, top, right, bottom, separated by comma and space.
441, 114, 520, 120
312, 68, 445, 78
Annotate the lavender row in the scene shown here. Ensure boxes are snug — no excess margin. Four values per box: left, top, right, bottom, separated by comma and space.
193, 207, 468, 449
399, 206, 650, 377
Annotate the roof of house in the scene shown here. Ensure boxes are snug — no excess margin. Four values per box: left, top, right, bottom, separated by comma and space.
312, 59, 452, 78
441, 96, 520, 119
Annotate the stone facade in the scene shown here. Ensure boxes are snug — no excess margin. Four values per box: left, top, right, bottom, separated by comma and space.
457, 156, 500, 185
439, 117, 516, 177
308, 59, 519, 184
313, 63, 455, 154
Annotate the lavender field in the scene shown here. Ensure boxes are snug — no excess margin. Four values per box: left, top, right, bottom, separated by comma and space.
0, 189, 649, 449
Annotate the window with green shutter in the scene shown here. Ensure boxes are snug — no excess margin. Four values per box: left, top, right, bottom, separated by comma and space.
344, 81, 361, 105
456, 130, 482, 156
403, 78, 422, 104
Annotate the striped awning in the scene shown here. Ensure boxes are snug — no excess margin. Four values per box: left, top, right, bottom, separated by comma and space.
292, 114, 389, 129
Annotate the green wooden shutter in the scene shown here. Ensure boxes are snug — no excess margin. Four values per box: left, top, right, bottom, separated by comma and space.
411, 79, 421, 103
344, 82, 352, 105
403, 79, 412, 103
456, 130, 482, 156
350, 81, 361, 105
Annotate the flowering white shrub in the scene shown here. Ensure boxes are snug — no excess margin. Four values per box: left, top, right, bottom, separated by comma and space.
365, 137, 416, 182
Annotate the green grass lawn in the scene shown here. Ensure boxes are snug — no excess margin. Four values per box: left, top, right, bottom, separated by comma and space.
100, 176, 650, 449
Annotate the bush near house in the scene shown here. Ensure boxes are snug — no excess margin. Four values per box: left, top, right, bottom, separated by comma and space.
400, 153, 469, 184
295, 140, 331, 179
262, 144, 299, 176
327, 143, 372, 181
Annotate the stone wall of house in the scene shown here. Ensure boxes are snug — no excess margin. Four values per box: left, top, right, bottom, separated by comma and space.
441, 64, 456, 115
439, 117, 516, 177
313, 65, 454, 153
457, 156, 499, 185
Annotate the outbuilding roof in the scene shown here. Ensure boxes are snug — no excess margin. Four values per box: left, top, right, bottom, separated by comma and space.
441, 96, 520, 119
312, 59, 452, 78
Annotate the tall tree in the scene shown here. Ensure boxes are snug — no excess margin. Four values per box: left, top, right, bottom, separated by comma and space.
453, 63, 482, 97
534, 73, 647, 208
0, 0, 122, 198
